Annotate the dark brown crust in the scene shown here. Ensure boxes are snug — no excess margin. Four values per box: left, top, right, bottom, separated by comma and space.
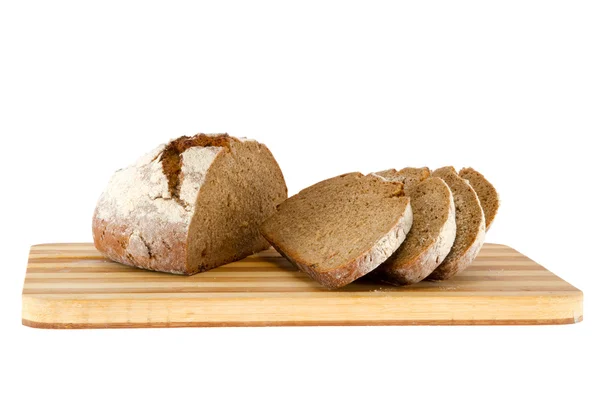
160, 133, 239, 202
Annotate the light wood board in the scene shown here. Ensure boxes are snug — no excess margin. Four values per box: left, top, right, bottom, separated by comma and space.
22, 243, 583, 328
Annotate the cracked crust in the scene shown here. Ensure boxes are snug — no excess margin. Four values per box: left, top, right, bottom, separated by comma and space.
160, 134, 238, 204
92, 134, 287, 274
93, 218, 188, 274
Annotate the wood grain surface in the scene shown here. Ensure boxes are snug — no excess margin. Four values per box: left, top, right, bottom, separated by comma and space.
22, 243, 583, 328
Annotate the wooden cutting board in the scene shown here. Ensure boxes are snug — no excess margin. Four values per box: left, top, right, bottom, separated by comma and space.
22, 243, 583, 328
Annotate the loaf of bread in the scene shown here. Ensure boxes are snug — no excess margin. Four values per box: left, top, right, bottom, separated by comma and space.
260, 173, 413, 289
92, 134, 287, 274
370, 168, 456, 285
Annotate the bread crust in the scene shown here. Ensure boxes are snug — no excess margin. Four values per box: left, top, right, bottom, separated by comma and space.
92, 139, 216, 274
374, 167, 431, 191
459, 167, 499, 231
261, 181, 413, 289
427, 167, 486, 280
92, 134, 287, 275
92, 218, 189, 274
428, 226, 484, 280
373, 178, 456, 285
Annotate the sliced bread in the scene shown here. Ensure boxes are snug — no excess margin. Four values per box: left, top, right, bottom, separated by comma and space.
260, 173, 413, 289
370, 176, 456, 285
93, 133, 287, 274
427, 166, 485, 280
459, 167, 499, 231
374, 167, 431, 191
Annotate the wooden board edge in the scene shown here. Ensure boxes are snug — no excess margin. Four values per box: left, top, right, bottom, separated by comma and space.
22, 316, 583, 329
22, 291, 583, 329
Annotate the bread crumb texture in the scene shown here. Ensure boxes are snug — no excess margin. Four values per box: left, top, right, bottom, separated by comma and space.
260, 172, 413, 288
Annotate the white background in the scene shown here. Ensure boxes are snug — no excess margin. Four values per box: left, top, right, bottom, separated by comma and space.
1, 1, 598, 399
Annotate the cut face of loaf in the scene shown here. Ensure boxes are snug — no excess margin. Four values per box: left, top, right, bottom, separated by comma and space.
427, 166, 485, 280
370, 176, 457, 285
459, 167, 499, 231
92, 134, 288, 274
260, 173, 413, 289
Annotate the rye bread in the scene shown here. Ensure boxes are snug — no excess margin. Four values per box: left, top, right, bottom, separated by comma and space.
427, 166, 485, 280
375, 167, 431, 191
92, 134, 287, 274
459, 167, 499, 231
370, 176, 456, 285
260, 173, 413, 289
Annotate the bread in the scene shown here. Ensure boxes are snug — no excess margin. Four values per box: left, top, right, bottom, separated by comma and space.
374, 167, 431, 190
369, 174, 456, 285
459, 167, 499, 231
427, 166, 485, 280
260, 172, 413, 289
92, 133, 287, 274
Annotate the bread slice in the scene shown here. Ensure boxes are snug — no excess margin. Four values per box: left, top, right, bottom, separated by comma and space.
427, 166, 485, 280
374, 167, 431, 191
459, 167, 499, 231
369, 176, 456, 285
260, 173, 413, 289
92, 134, 287, 274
